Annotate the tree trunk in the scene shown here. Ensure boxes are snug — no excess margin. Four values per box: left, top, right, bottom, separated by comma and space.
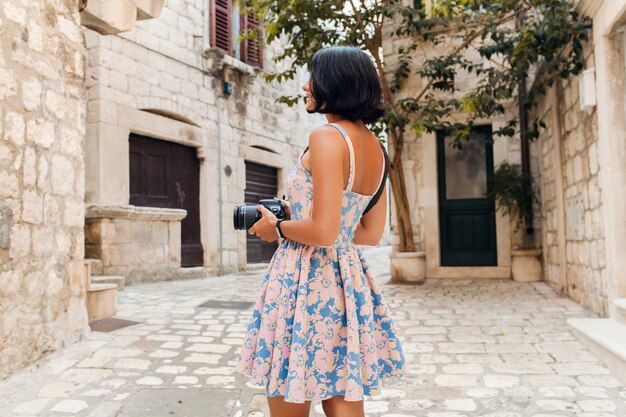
387, 129, 416, 253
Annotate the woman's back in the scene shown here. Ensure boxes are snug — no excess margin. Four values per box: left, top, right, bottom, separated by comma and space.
301, 123, 386, 198
291, 122, 387, 248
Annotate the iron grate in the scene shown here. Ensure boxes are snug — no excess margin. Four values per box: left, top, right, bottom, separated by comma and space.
89, 317, 140, 332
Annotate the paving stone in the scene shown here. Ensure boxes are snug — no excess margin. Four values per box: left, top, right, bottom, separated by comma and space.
37, 382, 83, 398
12, 399, 51, 414
435, 375, 480, 387
483, 375, 520, 387
538, 386, 576, 398
442, 364, 484, 374
173, 376, 199, 384
443, 398, 477, 411
136, 376, 163, 385
50, 399, 88, 413
113, 358, 152, 370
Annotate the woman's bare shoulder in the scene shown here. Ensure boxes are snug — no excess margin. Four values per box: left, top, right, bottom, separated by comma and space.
308, 125, 344, 150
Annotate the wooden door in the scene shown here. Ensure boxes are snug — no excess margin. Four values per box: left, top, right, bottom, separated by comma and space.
437, 126, 497, 266
245, 161, 278, 263
129, 133, 203, 267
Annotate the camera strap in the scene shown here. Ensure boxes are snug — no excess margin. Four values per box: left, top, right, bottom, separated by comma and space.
362, 142, 389, 215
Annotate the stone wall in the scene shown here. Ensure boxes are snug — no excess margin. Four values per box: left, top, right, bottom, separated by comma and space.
0, 0, 89, 378
532, 32, 609, 315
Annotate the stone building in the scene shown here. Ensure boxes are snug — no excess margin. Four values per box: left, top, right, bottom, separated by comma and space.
0, 0, 320, 379
385, 0, 626, 383
83, 0, 321, 286
383, 15, 536, 283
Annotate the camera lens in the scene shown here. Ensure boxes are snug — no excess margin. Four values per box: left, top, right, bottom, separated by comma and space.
233, 204, 261, 230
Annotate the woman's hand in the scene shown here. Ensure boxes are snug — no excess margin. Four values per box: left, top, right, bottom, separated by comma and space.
248, 205, 280, 242
278, 198, 292, 220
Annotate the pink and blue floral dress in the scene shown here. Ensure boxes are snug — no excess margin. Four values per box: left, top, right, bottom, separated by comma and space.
234, 122, 407, 403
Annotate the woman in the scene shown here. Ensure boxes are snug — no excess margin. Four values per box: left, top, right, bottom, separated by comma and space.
234, 45, 407, 417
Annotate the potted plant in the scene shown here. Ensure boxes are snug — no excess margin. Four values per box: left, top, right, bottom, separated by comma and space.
485, 161, 542, 282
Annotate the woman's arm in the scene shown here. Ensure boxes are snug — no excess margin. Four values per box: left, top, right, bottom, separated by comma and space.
353, 185, 387, 246
248, 126, 345, 246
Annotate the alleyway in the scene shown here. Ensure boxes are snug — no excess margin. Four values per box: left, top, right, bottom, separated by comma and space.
1, 246, 625, 417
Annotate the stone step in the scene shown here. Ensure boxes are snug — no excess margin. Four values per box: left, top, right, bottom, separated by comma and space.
613, 298, 626, 326
614, 299, 626, 326
567, 318, 626, 387
91, 275, 126, 290
85, 258, 103, 276
86, 283, 118, 322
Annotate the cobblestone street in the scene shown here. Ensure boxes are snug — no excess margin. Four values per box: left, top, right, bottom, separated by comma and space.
1, 246, 625, 417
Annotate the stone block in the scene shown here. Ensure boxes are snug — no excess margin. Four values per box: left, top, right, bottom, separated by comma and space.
0, 171, 19, 199
59, 127, 82, 156
37, 154, 49, 189
21, 190, 43, 224
8, 221, 30, 258
23, 146, 36, 186
50, 155, 75, 196
86, 283, 118, 321
80, 0, 137, 35
5, 111, 25, 145
32, 226, 54, 256
0, 68, 17, 99
136, 0, 165, 20
45, 90, 69, 120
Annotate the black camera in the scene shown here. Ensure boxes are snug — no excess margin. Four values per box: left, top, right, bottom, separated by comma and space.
233, 198, 286, 230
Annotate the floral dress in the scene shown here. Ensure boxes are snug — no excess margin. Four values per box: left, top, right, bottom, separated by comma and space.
234, 122, 408, 403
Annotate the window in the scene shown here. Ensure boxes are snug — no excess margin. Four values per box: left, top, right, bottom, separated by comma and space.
210, 0, 232, 54
240, 10, 263, 67
210, 0, 263, 68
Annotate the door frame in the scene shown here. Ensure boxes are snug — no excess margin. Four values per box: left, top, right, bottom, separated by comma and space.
421, 123, 512, 279
237, 145, 291, 268
436, 125, 497, 266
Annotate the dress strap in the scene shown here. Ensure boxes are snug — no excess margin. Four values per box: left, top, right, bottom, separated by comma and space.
326, 123, 355, 191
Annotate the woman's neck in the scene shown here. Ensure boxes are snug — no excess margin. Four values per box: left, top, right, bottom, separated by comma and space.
325, 114, 364, 129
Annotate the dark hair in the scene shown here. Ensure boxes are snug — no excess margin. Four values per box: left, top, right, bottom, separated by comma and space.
308, 46, 385, 124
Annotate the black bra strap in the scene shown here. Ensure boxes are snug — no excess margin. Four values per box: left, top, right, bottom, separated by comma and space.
363, 142, 389, 215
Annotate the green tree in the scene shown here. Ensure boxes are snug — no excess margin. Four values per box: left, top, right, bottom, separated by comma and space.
243, 0, 589, 253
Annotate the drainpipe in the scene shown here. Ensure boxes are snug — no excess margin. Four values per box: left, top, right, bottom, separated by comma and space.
217, 96, 224, 276
518, 68, 534, 236
517, 18, 534, 238
203, 0, 225, 276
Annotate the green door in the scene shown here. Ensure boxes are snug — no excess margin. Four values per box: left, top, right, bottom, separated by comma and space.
437, 126, 497, 266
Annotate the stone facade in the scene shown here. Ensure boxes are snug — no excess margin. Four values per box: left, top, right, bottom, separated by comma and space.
385, 0, 626, 317
83, 0, 324, 281
0, 0, 89, 379
383, 17, 542, 280
531, 31, 608, 314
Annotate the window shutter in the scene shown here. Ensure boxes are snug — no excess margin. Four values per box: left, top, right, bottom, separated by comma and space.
241, 9, 263, 68
210, 0, 232, 54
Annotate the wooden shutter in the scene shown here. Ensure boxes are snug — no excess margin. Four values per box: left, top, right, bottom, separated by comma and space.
240, 9, 263, 68
210, 0, 231, 54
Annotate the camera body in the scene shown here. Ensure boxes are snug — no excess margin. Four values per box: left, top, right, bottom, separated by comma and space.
233, 198, 286, 230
